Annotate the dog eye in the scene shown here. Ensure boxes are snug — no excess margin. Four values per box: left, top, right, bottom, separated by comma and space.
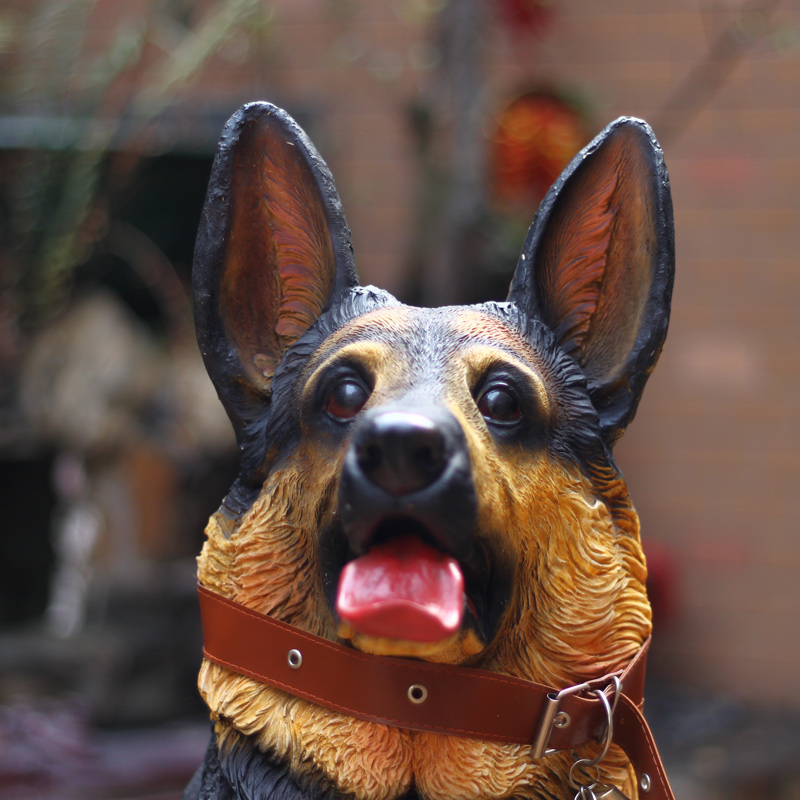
326, 380, 369, 420
478, 385, 521, 424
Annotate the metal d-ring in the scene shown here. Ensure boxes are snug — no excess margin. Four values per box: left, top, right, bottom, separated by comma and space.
577, 675, 621, 769
567, 673, 623, 795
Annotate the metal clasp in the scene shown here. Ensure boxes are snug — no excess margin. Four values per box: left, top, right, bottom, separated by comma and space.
531, 680, 591, 758
567, 676, 626, 800
531, 673, 623, 760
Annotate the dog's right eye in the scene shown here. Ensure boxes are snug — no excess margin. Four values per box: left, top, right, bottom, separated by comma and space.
326, 380, 369, 420
477, 384, 521, 424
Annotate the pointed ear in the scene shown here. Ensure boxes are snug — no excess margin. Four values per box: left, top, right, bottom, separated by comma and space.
508, 117, 674, 444
193, 102, 358, 461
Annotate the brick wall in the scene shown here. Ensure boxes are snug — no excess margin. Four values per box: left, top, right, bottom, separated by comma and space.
529, 2, 800, 704
257, 0, 800, 705
23, 0, 799, 705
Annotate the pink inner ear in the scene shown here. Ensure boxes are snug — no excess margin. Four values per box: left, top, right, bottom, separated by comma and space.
538, 167, 617, 353
218, 120, 337, 394
536, 128, 657, 387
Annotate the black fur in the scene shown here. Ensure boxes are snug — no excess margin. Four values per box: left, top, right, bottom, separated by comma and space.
186, 729, 350, 800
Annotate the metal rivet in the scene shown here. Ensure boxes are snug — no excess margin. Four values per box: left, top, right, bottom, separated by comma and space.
639, 773, 651, 793
553, 711, 571, 729
287, 649, 303, 669
408, 684, 428, 704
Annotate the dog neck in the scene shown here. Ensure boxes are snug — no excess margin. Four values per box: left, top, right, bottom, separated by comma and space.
196, 587, 673, 800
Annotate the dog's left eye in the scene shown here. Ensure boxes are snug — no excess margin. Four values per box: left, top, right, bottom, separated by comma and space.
478, 385, 521, 424
326, 380, 369, 420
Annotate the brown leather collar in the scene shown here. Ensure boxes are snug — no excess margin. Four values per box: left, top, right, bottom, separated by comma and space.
199, 584, 675, 800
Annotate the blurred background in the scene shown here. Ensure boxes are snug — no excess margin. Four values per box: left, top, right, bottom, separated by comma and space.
0, 1, 798, 798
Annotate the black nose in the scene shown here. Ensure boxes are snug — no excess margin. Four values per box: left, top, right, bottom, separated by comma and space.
354, 410, 447, 496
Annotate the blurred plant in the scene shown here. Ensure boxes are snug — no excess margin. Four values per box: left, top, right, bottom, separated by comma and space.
653, 0, 784, 145
489, 90, 586, 210
0, 0, 274, 332
407, 0, 570, 306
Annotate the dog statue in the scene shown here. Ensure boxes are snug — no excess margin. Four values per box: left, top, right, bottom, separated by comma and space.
185, 102, 675, 800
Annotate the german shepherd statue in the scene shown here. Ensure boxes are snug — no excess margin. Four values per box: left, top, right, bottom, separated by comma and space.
185, 102, 674, 800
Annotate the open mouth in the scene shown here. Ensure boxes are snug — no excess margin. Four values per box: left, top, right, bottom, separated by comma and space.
322, 405, 508, 659
327, 517, 491, 657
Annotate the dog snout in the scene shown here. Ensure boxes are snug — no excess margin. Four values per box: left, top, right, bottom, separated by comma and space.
355, 411, 447, 496
338, 405, 477, 557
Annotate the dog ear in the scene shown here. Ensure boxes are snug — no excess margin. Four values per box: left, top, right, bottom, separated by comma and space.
193, 102, 358, 456
508, 117, 674, 444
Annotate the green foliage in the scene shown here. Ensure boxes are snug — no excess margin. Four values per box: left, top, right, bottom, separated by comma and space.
1, 0, 272, 328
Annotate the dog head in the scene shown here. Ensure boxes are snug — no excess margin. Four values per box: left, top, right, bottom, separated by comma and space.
192, 103, 673, 800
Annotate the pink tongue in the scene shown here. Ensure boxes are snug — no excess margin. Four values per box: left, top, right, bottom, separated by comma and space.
336, 536, 465, 642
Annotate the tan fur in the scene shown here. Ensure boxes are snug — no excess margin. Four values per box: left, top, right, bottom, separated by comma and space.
197, 307, 651, 800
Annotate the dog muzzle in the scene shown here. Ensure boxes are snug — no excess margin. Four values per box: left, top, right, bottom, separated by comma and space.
198, 584, 675, 800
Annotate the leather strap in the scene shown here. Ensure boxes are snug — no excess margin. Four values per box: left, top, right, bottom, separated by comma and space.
199, 584, 675, 800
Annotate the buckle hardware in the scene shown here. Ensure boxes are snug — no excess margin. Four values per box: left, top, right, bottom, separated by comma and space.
531, 674, 622, 759
531, 681, 590, 758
